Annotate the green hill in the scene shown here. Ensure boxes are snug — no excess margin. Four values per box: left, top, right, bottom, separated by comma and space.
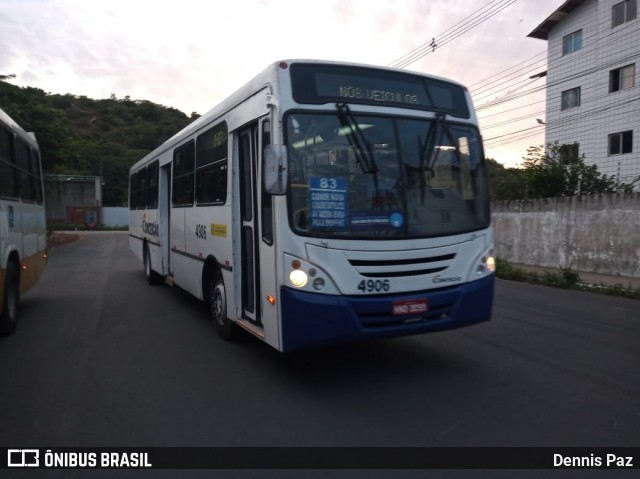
0, 79, 196, 205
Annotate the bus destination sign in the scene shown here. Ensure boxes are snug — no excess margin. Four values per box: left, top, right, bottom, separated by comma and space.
290, 63, 469, 118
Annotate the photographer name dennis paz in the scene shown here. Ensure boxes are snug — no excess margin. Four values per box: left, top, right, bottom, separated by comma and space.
554, 453, 634, 468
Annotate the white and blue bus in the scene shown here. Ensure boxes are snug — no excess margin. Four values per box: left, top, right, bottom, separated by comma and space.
129, 60, 495, 352
0, 107, 47, 334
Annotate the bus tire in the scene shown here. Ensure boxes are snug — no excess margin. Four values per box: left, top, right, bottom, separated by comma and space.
209, 270, 234, 340
144, 244, 162, 285
0, 260, 20, 335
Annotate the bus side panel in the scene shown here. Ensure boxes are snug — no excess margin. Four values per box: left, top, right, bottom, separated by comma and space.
18, 250, 46, 295
21, 202, 42, 260
0, 201, 46, 302
129, 234, 144, 264
183, 204, 234, 301
128, 208, 145, 264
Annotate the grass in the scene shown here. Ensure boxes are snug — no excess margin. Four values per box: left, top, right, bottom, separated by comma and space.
495, 257, 640, 300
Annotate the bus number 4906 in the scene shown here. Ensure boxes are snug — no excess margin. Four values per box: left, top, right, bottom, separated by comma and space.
358, 279, 390, 293
195, 224, 207, 240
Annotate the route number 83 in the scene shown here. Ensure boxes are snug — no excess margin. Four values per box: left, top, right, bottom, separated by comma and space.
358, 279, 390, 293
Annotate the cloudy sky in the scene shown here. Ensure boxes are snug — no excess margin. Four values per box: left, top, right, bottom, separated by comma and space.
0, 0, 563, 167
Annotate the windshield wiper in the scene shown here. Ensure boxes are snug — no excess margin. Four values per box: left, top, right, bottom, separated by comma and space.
418, 112, 446, 204
336, 103, 378, 176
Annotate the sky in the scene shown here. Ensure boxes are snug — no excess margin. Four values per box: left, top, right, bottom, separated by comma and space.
0, 0, 565, 167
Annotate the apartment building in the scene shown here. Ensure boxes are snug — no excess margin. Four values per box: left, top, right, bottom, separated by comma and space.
528, 0, 639, 186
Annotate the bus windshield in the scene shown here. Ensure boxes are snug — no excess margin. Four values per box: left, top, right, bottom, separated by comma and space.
286, 111, 490, 239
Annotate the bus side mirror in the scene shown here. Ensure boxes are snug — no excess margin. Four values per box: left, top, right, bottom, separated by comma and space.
263, 144, 288, 195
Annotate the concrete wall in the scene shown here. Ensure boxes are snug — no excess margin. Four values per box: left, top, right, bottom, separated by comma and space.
102, 207, 128, 227
492, 192, 640, 278
45, 176, 102, 223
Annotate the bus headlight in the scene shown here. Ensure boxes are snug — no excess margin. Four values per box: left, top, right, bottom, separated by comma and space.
472, 248, 496, 279
284, 254, 339, 294
485, 256, 496, 273
289, 269, 308, 288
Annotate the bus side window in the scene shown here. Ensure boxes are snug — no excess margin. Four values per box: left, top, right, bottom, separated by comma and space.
15, 138, 36, 202
196, 122, 227, 205
147, 161, 159, 209
129, 171, 139, 209
0, 126, 17, 199
261, 119, 273, 244
172, 141, 195, 206
32, 149, 43, 204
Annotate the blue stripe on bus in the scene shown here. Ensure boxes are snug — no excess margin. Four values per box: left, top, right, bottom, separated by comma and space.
280, 274, 494, 352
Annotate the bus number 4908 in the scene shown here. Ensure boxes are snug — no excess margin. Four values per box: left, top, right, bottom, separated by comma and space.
358, 279, 390, 293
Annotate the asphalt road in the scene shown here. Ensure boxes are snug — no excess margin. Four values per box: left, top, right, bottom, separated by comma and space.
1, 232, 638, 478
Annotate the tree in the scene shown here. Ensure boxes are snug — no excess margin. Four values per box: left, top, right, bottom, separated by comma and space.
485, 158, 527, 200
520, 142, 631, 198
0, 79, 193, 205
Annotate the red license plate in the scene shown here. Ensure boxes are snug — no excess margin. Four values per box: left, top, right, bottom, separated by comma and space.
392, 299, 428, 316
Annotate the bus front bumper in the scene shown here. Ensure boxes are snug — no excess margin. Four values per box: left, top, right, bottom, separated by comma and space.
279, 274, 494, 352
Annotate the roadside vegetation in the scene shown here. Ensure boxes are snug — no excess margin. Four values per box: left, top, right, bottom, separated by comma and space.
487, 142, 638, 200
496, 257, 640, 300
0, 76, 195, 207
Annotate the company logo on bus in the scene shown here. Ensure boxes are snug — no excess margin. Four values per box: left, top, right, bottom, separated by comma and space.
433, 275, 462, 284
142, 220, 159, 237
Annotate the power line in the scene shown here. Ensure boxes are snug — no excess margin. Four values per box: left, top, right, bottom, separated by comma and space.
481, 109, 545, 130
468, 51, 546, 90
384, 0, 637, 157
478, 98, 546, 119
476, 15, 640, 149
484, 96, 640, 149
388, 0, 505, 68
476, 23, 640, 116
477, 48, 640, 149
470, 56, 547, 97
388, 0, 519, 69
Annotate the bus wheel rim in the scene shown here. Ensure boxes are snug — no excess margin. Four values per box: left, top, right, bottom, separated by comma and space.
213, 282, 226, 326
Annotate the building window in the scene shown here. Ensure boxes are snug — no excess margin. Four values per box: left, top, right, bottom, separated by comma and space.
561, 87, 581, 110
610, 64, 635, 92
608, 130, 633, 155
612, 0, 637, 28
562, 30, 582, 55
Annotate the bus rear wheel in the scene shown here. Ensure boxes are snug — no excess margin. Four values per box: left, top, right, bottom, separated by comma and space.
209, 271, 234, 340
0, 261, 20, 335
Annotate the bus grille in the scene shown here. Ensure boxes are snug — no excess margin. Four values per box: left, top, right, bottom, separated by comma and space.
348, 253, 456, 278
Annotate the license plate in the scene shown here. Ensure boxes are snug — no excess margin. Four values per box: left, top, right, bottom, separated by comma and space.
392, 299, 428, 316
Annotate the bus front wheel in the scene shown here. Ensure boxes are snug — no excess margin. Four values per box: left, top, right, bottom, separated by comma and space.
209, 271, 234, 340
0, 260, 20, 335
144, 245, 162, 285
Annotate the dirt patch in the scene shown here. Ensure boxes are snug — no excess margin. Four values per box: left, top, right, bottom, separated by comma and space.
47, 232, 80, 249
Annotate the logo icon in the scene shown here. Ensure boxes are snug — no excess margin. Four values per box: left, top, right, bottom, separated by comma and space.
8, 449, 40, 467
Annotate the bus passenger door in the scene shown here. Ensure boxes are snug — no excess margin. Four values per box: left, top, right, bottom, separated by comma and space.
159, 163, 171, 275
237, 119, 277, 338
238, 126, 261, 326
